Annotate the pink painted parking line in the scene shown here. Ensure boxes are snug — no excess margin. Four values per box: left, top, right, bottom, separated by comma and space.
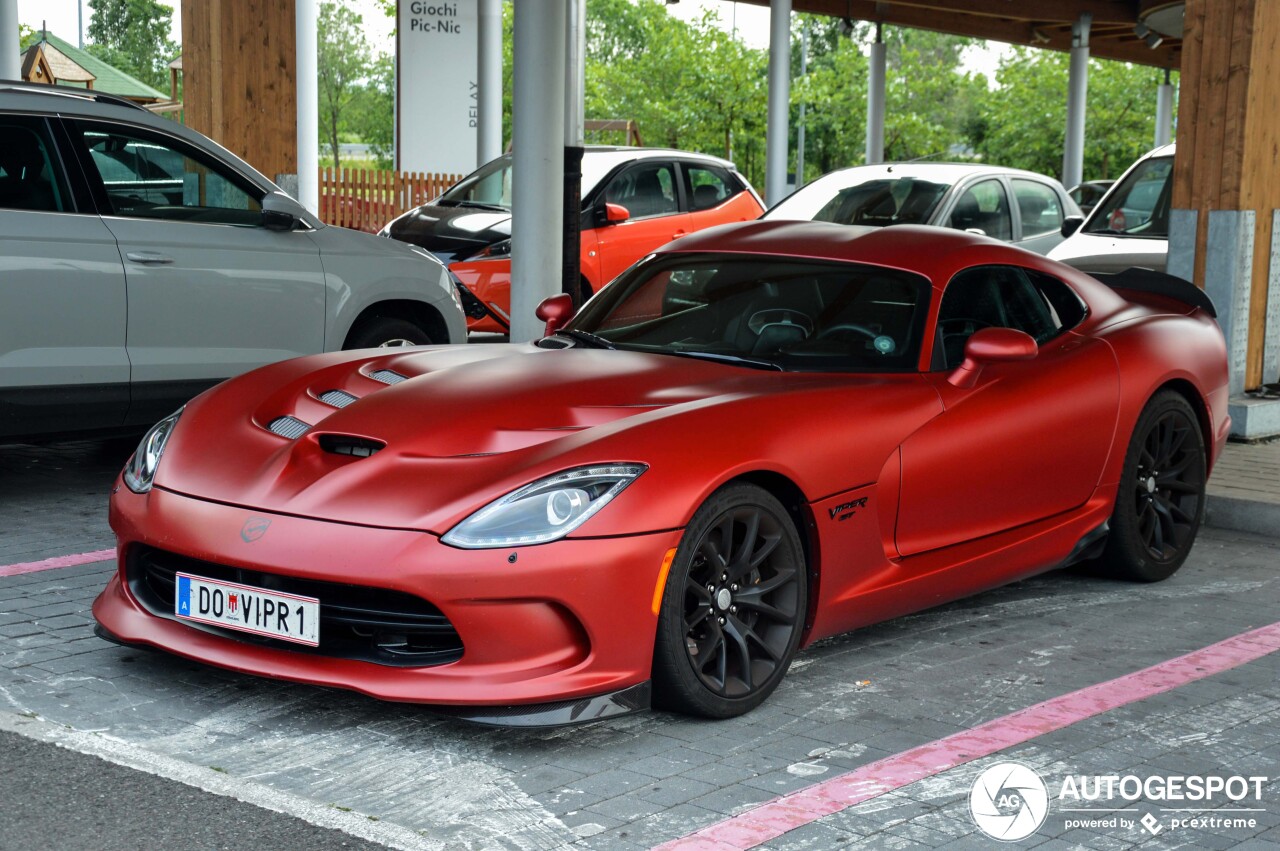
0, 549, 116, 578
656, 620, 1280, 851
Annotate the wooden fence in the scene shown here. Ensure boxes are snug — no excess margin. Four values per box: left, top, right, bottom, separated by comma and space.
318, 168, 464, 232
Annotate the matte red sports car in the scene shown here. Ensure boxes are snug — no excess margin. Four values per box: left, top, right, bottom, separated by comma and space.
94, 222, 1229, 725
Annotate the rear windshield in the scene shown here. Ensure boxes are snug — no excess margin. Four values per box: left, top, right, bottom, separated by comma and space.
767, 176, 950, 227
1084, 156, 1172, 238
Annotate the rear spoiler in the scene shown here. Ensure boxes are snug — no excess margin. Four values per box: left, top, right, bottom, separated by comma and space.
1089, 267, 1217, 318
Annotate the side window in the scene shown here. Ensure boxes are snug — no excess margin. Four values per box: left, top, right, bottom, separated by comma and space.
935, 265, 1068, 369
0, 117, 71, 213
1012, 179, 1064, 239
604, 162, 679, 219
684, 163, 741, 211
947, 179, 1012, 241
76, 123, 262, 226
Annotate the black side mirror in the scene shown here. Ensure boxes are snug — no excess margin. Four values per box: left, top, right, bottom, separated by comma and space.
261, 192, 307, 232
1062, 215, 1084, 238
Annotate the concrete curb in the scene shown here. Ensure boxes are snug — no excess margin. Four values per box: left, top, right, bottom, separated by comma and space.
1205, 493, 1280, 537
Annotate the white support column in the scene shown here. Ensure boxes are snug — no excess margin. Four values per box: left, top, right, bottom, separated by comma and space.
795, 24, 807, 188
764, 0, 791, 205
866, 24, 886, 165
1154, 67, 1174, 148
477, 0, 502, 166
1062, 12, 1091, 189
510, 0, 566, 342
1, 0, 19, 80
295, 0, 319, 214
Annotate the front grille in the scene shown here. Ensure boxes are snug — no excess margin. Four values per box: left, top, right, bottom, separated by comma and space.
127, 547, 464, 667
456, 282, 490, 320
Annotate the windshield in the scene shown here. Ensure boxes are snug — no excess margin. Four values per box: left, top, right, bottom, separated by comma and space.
564, 254, 931, 372
440, 154, 619, 211
766, 175, 950, 226
1084, 156, 1172, 238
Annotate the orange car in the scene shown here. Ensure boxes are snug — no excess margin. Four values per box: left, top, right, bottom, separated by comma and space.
379, 148, 764, 333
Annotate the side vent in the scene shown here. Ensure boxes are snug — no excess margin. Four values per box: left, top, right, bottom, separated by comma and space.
318, 434, 386, 458
370, 369, 408, 385
267, 416, 310, 439
319, 389, 358, 408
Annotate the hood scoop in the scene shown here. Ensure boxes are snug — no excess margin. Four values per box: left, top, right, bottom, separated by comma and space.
318, 434, 385, 458
267, 416, 310, 439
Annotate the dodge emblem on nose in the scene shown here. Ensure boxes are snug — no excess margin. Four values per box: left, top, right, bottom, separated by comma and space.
241, 517, 271, 542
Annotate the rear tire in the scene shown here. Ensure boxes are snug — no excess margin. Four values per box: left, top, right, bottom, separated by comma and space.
1100, 390, 1206, 582
652, 483, 807, 718
344, 317, 433, 349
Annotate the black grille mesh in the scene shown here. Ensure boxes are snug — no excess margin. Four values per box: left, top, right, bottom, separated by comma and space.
127, 547, 463, 667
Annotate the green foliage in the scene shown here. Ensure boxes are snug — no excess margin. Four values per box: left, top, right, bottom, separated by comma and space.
973, 47, 1173, 183
318, 0, 372, 170
85, 0, 178, 91
348, 53, 396, 168
583, 0, 767, 186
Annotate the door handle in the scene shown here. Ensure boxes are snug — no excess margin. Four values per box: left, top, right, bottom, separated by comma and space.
671, 230, 687, 239
126, 251, 175, 265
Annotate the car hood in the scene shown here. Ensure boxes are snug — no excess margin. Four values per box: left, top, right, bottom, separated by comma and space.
384, 204, 511, 262
156, 345, 940, 536
1047, 231, 1168, 274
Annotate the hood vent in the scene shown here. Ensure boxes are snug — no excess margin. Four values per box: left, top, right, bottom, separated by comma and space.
318, 434, 385, 458
370, 369, 408, 385
267, 416, 310, 439
319, 389, 358, 408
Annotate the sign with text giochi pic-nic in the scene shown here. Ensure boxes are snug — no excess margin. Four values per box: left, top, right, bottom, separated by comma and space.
397, 1, 478, 175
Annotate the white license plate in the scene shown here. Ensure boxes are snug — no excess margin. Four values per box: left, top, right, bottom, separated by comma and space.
175, 572, 320, 646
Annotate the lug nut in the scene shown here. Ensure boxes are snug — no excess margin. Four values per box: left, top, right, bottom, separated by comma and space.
730, 605, 737, 613
718, 616, 726, 625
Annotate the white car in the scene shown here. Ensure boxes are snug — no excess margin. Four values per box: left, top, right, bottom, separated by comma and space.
765, 162, 1081, 255
1049, 144, 1173, 274
0, 84, 466, 442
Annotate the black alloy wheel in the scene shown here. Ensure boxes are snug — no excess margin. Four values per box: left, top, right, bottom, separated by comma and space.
1101, 390, 1206, 582
653, 483, 807, 718
344, 316, 434, 349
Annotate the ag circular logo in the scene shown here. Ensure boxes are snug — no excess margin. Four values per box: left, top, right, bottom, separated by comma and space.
969, 762, 1049, 841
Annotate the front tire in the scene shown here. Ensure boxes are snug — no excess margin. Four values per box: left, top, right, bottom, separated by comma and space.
1100, 390, 1207, 582
652, 484, 807, 718
344, 316, 434, 349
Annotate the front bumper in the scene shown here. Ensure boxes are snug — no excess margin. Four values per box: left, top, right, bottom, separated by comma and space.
95, 484, 681, 707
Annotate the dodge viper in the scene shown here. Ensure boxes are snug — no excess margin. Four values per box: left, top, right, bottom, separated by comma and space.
94, 221, 1229, 725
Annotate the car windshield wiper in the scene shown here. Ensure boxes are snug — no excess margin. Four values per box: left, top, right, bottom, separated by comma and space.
662, 350, 783, 371
446, 200, 509, 212
558, 329, 617, 349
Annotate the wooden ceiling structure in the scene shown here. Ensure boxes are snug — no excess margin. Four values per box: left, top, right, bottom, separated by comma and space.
735, 0, 1182, 68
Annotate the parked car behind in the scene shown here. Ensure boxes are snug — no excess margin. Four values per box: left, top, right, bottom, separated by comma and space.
764, 163, 1081, 255
380, 147, 765, 334
0, 83, 466, 443
1068, 180, 1115, 215
1050, 144, 1173, 274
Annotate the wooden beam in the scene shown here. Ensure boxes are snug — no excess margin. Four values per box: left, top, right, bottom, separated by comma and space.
743, 0, 1180, 68
868, 0, 1140, 26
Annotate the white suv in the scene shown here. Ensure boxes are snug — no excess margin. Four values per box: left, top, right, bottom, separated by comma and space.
0, 84, 466, 442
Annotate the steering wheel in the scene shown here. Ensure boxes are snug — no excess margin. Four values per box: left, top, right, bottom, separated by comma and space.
747, 308, 814, 337
816, 322, 879, 341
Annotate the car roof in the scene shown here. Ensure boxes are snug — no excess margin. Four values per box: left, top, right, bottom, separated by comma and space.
582, 146, 741, 170
800, 161, 1067, 185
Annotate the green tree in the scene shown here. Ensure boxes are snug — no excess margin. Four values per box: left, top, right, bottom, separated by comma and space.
85, 0, 177, 92
318, 0, 372, 170
348, 53, 396, 168
974, 47, 1173, 182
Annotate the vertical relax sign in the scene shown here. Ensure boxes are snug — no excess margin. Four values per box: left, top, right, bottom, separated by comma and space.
397, 1, 479, 174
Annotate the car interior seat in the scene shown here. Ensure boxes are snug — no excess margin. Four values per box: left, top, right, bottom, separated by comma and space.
627, 169, 671, 218
692, 183, 722, 211
0, 129, 59, 212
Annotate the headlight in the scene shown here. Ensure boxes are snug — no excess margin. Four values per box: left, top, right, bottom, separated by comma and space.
466, 238, 511, 261
442, 464, 646, 548
122, 408, 183, 494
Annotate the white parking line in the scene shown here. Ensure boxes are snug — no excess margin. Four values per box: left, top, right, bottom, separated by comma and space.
0, 709, 443, 851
